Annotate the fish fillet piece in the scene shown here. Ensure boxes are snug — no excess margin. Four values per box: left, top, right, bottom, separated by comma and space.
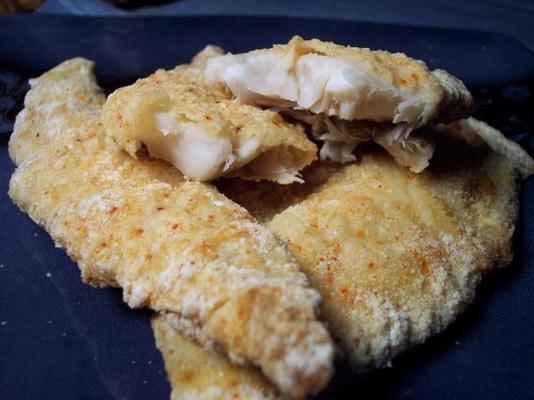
205, 36, 474, 170
153, 314, 282, 400
8, 59, 334, 398
102, 61, 317, 184
220, 120, 527, 368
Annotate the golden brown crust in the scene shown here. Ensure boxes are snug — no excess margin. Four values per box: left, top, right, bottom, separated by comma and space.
8, 59, 333, 398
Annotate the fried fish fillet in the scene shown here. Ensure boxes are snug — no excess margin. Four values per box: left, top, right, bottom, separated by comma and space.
8, 59, 334, 398
152, 314, 281, 400
205, 36, 474, 171
102, 58, 317, 184
220, 119, 529, 368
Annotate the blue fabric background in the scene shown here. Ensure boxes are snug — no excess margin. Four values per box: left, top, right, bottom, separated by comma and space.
36, 0, 534, 52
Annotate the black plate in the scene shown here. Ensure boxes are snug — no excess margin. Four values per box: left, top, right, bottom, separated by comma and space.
0, 14, 533, 400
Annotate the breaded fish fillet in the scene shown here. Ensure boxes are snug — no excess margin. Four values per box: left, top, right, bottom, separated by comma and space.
152, 314, 281, 400
220, 120, 529, 368
102, 58, 317, 184
153, 119, 533, 399
205, 36, 474, 171
8, 59, 334, 398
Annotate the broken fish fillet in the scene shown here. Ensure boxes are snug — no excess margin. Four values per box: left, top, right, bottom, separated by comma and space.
220, 119, 530, 368
8, 59, 334, 398
205, 36, 473, 125
205, 36, 474, 171
102, 61, 317, 184
153, 314, 282, 400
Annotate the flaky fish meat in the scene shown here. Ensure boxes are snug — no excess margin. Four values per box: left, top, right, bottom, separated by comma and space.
8, 59, 334, 398
102, 52, 317, 184
220, 118, 532, 368
205, 36, 474, 171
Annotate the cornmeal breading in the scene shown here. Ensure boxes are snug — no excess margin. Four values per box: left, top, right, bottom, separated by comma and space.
220, 120, 526, 368
8, 59, 334, 398
102, 62, 317, 184
153, 314, 281, 400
